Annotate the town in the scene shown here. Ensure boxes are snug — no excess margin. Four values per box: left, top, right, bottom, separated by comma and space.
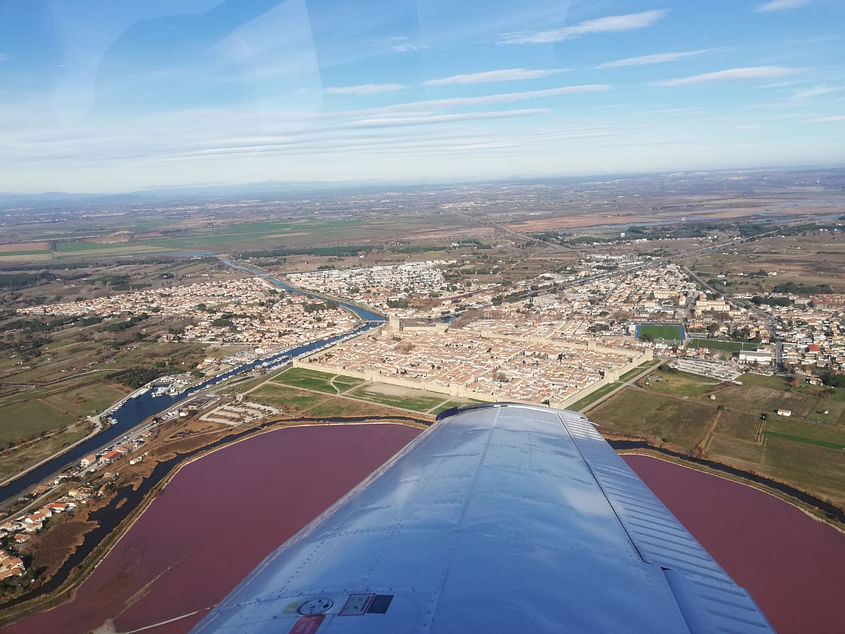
20, 276, 359, 350
1, 209, 843, 617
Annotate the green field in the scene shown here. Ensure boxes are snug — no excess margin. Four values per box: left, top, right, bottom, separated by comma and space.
332, 375, 366, 392
249, 382, 406, 419
765, 419, 845, 450
688, 338, 757, 352
569, 382, 622, 412
300, 398, 379, 418
764, 430, 845, 450
143, 218, 370, 252
589, 387, 715, 451
638, 324, 684, 340
718, 434, 845, 506
53, 241, 170, 257
739, 373, 791, 390
42, 382, 126, 419
432, 400, 483, 415
593, 371, 845, 507
0, 421, 93, 481
348, 384, 450, 413
0, 400, 74, 446
270, 367, 364, 394
0, 249, 51, 257
251, 383, 332, 412
618, 359, 661, 383
642, 367, 719, 397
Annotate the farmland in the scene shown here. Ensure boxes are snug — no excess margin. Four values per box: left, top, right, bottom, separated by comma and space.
589, 388, 716, 451
684, 230, 845, 295
592, 370, 845, 506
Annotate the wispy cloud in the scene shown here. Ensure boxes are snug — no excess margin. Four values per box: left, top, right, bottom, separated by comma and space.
806, 115, 845, 122
423, 68, 568, 86
756, 0, 812, 12
0, 53, 10, 63
501, 9, 669, 45
350, 109, 549, 128
735, 124, 762, 129
752, 79, 804, 90
382, 84, 610, 111
658, 66, 796, 86
792, 85, 840, 99
595, 49, 714, 69
325, 83, 406, 96
391, 43, 428, 53
386, 36, 427, 53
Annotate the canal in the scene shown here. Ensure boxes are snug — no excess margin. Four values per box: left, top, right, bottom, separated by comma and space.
0, 265, 385, 505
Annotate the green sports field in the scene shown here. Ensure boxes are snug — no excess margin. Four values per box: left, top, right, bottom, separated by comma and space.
638, 324, 684, 340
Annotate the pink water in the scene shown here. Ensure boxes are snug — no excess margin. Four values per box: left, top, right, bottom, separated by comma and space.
4, 424, 420, 634
625, 455, 845, 634
5, 429, 843, 634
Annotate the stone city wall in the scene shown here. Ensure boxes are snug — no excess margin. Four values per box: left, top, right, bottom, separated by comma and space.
294, 337, 652, 411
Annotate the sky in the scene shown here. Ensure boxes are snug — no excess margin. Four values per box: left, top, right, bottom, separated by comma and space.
0, 0, 844, 193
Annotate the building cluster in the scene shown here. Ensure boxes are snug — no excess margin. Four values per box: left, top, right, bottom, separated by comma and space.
0, 548, 25, 581
287, 261, 495, 314
21, 277, 274, 317
767, 296, 845, 374
291, 255, 845, 387
306, 327, 638, 405
452, 260, 699, 344
78, 435, 147, 474
19, 277, 358, 349
0, 486, 95, 580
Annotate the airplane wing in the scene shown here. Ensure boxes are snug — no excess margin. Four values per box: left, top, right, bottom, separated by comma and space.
191, 403, 774, 633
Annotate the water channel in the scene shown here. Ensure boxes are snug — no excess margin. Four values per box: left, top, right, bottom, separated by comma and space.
0, 262, 385, 505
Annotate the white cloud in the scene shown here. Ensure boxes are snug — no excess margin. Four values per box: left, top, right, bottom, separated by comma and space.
386, 36, 427, 53
658, 66, 796, 86
792, 85, 840, 99
382, 84, 610, 111
423, 68, 568, 86
806, 115, 845, 122
595, 49, 714, 69
756, 0, 812, 12
350, 109, 549, 128
735, 125, 762, 129
325, 83, 406, 96
752, 80, 804, 89
391, 43, 428, 53
501, 9, 669, 45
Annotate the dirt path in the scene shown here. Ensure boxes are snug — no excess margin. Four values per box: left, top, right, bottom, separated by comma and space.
425, 397, 454, 415
697, 408, 723, 455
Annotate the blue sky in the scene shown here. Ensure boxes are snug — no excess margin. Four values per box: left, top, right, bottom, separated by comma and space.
1, 0, 843, 193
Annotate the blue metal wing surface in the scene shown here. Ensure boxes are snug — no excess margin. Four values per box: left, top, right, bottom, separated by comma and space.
192, 403, 774, 633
